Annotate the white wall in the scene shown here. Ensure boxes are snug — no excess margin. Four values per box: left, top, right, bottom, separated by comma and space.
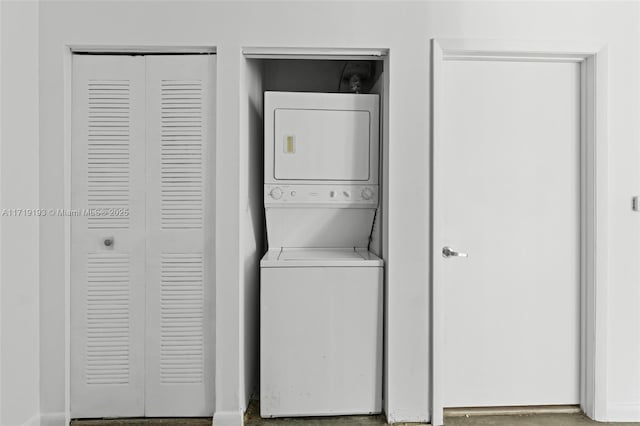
0, 1, 40, 425
35, 1, 640, 424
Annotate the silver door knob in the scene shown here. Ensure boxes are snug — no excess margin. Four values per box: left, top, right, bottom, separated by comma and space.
442, 246, 467, 258
103, 237, 114, 247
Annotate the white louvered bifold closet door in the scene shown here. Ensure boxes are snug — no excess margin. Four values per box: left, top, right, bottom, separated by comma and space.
71, 54, 215, 418
71, 55, 147, 417
144, 55, 215, 416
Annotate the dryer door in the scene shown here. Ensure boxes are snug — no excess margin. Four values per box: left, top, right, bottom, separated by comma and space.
274, 108, 371, 181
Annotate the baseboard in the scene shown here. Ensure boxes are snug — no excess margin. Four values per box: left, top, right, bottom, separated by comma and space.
445, 405, 581, 417
386, 409, 428, 424
22, 413, 40, 426
605, 403, 640, 422
19, 412, 65, 426
39, 412, 65, 426
213, 411, 243, 426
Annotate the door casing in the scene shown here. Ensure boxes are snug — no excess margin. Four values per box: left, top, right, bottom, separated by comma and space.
431, 39, 609, 426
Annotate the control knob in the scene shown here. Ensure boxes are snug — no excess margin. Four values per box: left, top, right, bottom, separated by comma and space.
270, 187, 283, 200
361, 188, 374, 200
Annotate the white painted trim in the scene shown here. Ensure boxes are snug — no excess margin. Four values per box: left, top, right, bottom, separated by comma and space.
587, 45, 609, 422
212, 410, 243, 426
435, 38, 606, 58
606, 403, 640, 422
379, 54, 391, 422
430, 40, 445, 426
39, 412, 66, 426
443, 55, 584, 63
0, 3, 3, 420
579, 58, 589, 416
70, 45, 216, 54
242, 46, 388, 60
445, 405, 581, 417
63, 45, 73, 426
431, 38, 608, 426
22, 413, 40, 426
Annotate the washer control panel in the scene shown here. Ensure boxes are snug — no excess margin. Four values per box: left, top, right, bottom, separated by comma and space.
265, 184, 378, 205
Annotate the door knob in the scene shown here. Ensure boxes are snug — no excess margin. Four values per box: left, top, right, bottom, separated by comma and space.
103, 237, 114, 247
442, 246, 467, 258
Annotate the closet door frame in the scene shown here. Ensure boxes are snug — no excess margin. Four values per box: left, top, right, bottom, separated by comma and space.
63, 46, 216, 425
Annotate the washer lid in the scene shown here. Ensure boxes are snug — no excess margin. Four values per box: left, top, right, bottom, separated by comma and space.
260, 248, 383, 268
280, 248, 365, 261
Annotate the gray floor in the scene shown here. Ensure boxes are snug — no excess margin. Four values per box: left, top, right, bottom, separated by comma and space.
71, 414, 640, 426
243, 398, 640, 426
245, 413, 640, 426
70, 402, 640, 426
443, 413, 640, 426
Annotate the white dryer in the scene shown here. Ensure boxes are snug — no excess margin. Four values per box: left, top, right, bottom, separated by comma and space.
260, 92, 383, 417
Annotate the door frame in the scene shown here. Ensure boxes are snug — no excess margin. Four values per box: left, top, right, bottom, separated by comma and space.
431, 39, 609, 426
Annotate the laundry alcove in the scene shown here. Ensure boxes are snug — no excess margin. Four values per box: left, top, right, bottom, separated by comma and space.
239, 47, 390, 417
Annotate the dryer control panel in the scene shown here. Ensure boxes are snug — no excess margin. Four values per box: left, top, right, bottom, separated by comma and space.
264, 184, 378, 206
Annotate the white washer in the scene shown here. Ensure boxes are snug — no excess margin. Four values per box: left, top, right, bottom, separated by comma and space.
260, 248, 383, 417
260, 92, 383, 417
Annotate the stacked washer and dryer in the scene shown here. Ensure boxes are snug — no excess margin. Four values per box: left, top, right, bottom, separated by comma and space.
260, 91, 383, 417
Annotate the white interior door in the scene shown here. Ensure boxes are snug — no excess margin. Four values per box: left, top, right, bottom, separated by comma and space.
71, 55, 147, 417
434, 58, 581, 411
71, 54, 215, 418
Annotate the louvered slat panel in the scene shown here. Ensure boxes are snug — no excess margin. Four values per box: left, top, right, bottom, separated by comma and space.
160, 81, 203, 229
160, 253, 204, 384
85, 253, 131, 385
87, 80, 130, 229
